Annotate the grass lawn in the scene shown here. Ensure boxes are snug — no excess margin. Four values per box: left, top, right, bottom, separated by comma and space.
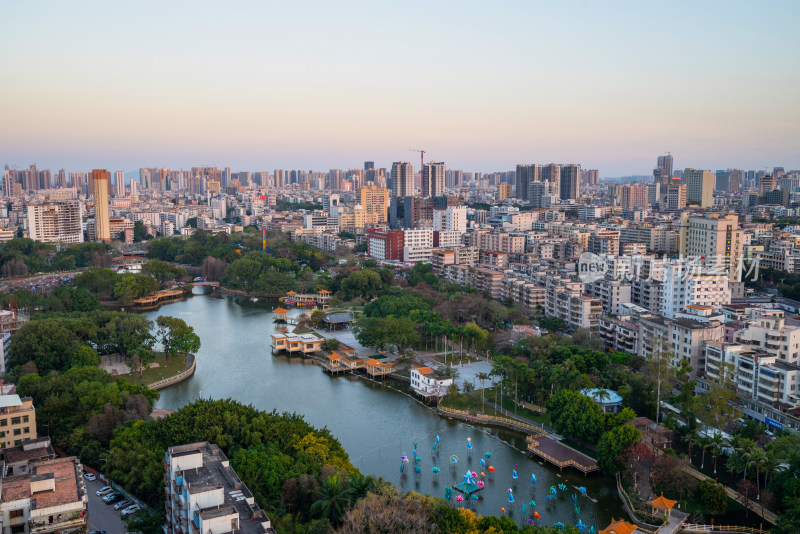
126, 353, 188, 385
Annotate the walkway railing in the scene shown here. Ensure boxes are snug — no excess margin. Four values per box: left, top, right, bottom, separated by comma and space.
512, 398, 547, 414
681, 525, 769, 534
148, 354, 196, 390
475, 413, 546, 434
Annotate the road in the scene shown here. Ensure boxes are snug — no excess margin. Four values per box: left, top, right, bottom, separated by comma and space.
85, 477, 129, 534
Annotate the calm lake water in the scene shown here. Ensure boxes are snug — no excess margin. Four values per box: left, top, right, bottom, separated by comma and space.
145, 290, 624, 529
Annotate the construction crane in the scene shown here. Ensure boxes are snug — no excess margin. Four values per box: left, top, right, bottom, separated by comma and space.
409, 149, 426, 170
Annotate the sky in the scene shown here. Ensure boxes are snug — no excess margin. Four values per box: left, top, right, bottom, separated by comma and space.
1, 0, 799, 177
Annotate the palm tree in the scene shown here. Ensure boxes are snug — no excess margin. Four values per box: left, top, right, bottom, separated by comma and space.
594, 388, 612, 414
699, 435, 712, 470
346, 473, 379, 503
310, 475, 348, 526
710, 432, 725, 474
735, 438, 757, 482
750, 447, 767, 500
477, 372, 490, 413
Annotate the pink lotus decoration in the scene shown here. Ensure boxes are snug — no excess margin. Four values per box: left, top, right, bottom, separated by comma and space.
456, 495, 464, 503
477, 480, 485, 488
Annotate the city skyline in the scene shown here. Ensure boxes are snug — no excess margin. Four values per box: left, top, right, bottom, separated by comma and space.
2, 1, 799, 175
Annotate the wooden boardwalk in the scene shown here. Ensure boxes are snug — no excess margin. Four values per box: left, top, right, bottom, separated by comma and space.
526, 435, 599, 474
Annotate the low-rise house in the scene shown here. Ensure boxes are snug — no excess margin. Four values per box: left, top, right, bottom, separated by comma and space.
580, 388, 623, 414
410, 367, 453, 399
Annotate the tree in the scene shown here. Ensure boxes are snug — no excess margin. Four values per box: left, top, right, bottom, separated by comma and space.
650, 454, 698, 501
133, 220, 147, 242
646, 336, 677, 424
696, 479, 728, 515
224, 258, 262, 289
598, 425, 642, 474
547, 389, 606, 445
156, 316, 201, 361
697, 362, 741, 444
309, 475, 348, 526
112, 273, 160, 305
353, 316, 419, 354
322, 338, 340, 354
201, 256, 227, 281
142, 260, 187, 282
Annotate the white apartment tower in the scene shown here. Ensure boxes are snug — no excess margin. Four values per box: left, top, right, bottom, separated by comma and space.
27, 201, 83, 244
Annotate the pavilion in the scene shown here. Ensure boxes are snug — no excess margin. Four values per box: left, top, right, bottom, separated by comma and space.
322, 312, 354, 330
599, 518, 639, 534
649, 492, 677, 519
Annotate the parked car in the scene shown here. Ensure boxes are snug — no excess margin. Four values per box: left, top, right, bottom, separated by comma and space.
83, 472, 97, 481
114, 499, 132, 510
89, 531, 107, 534
96, 486, 112, 496
102, 492, 120, 504
121, 504, 141, 517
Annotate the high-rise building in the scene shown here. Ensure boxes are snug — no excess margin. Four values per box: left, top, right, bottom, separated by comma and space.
665, 184, 687, 211
684, 169, 714, 207
559, 164, 580, 200
657, 154, 673, 179
540, 164, 561, 195
581, 169, 599, 186
729, 169, 743, 192
390, 161, 414, 198
91, 169, 111, 242
621, 184, 648, 209
27, 201, 84, 244
360, 185, 389, 222
328, 169, 343, 191
498, 182, 512, 201
423, 162, 445, 198
114, 170, 125, 196
759, 174, 776, 195
274, 169, 285, 188
364, 161, 375, 171
515, 164, 539, 202
679, 212, 744, 281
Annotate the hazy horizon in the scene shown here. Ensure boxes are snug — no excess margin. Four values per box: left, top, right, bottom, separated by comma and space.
2, 1, 798, 176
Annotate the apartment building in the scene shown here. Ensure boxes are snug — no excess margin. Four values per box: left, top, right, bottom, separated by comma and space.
660, 260, 730, 319
706, 342, 800, 412
668, 318, 724, 372
165, 442, 274, 534
0, 454, 88, 534
501, 277, 546, 316
0, 395, 36, 449
26, 201, 83, 244
679, 212, 744, 280
598, 315, 639, 354
366, 228, 404, 261
585, 278, 632, 315
734, 310, 800, 365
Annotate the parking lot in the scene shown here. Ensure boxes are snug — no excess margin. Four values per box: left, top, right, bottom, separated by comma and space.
85, 477, 131, 533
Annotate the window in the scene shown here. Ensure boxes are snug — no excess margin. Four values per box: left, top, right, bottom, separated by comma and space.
9, 509, 23, 519
22, 416, 28, 423
10, 417, 20, 425
13, 429, 21, 436
0, 420, 6, 427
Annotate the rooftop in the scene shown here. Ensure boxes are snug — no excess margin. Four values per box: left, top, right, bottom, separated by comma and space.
581, 388, 623, 405
169, 442, 273, 534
